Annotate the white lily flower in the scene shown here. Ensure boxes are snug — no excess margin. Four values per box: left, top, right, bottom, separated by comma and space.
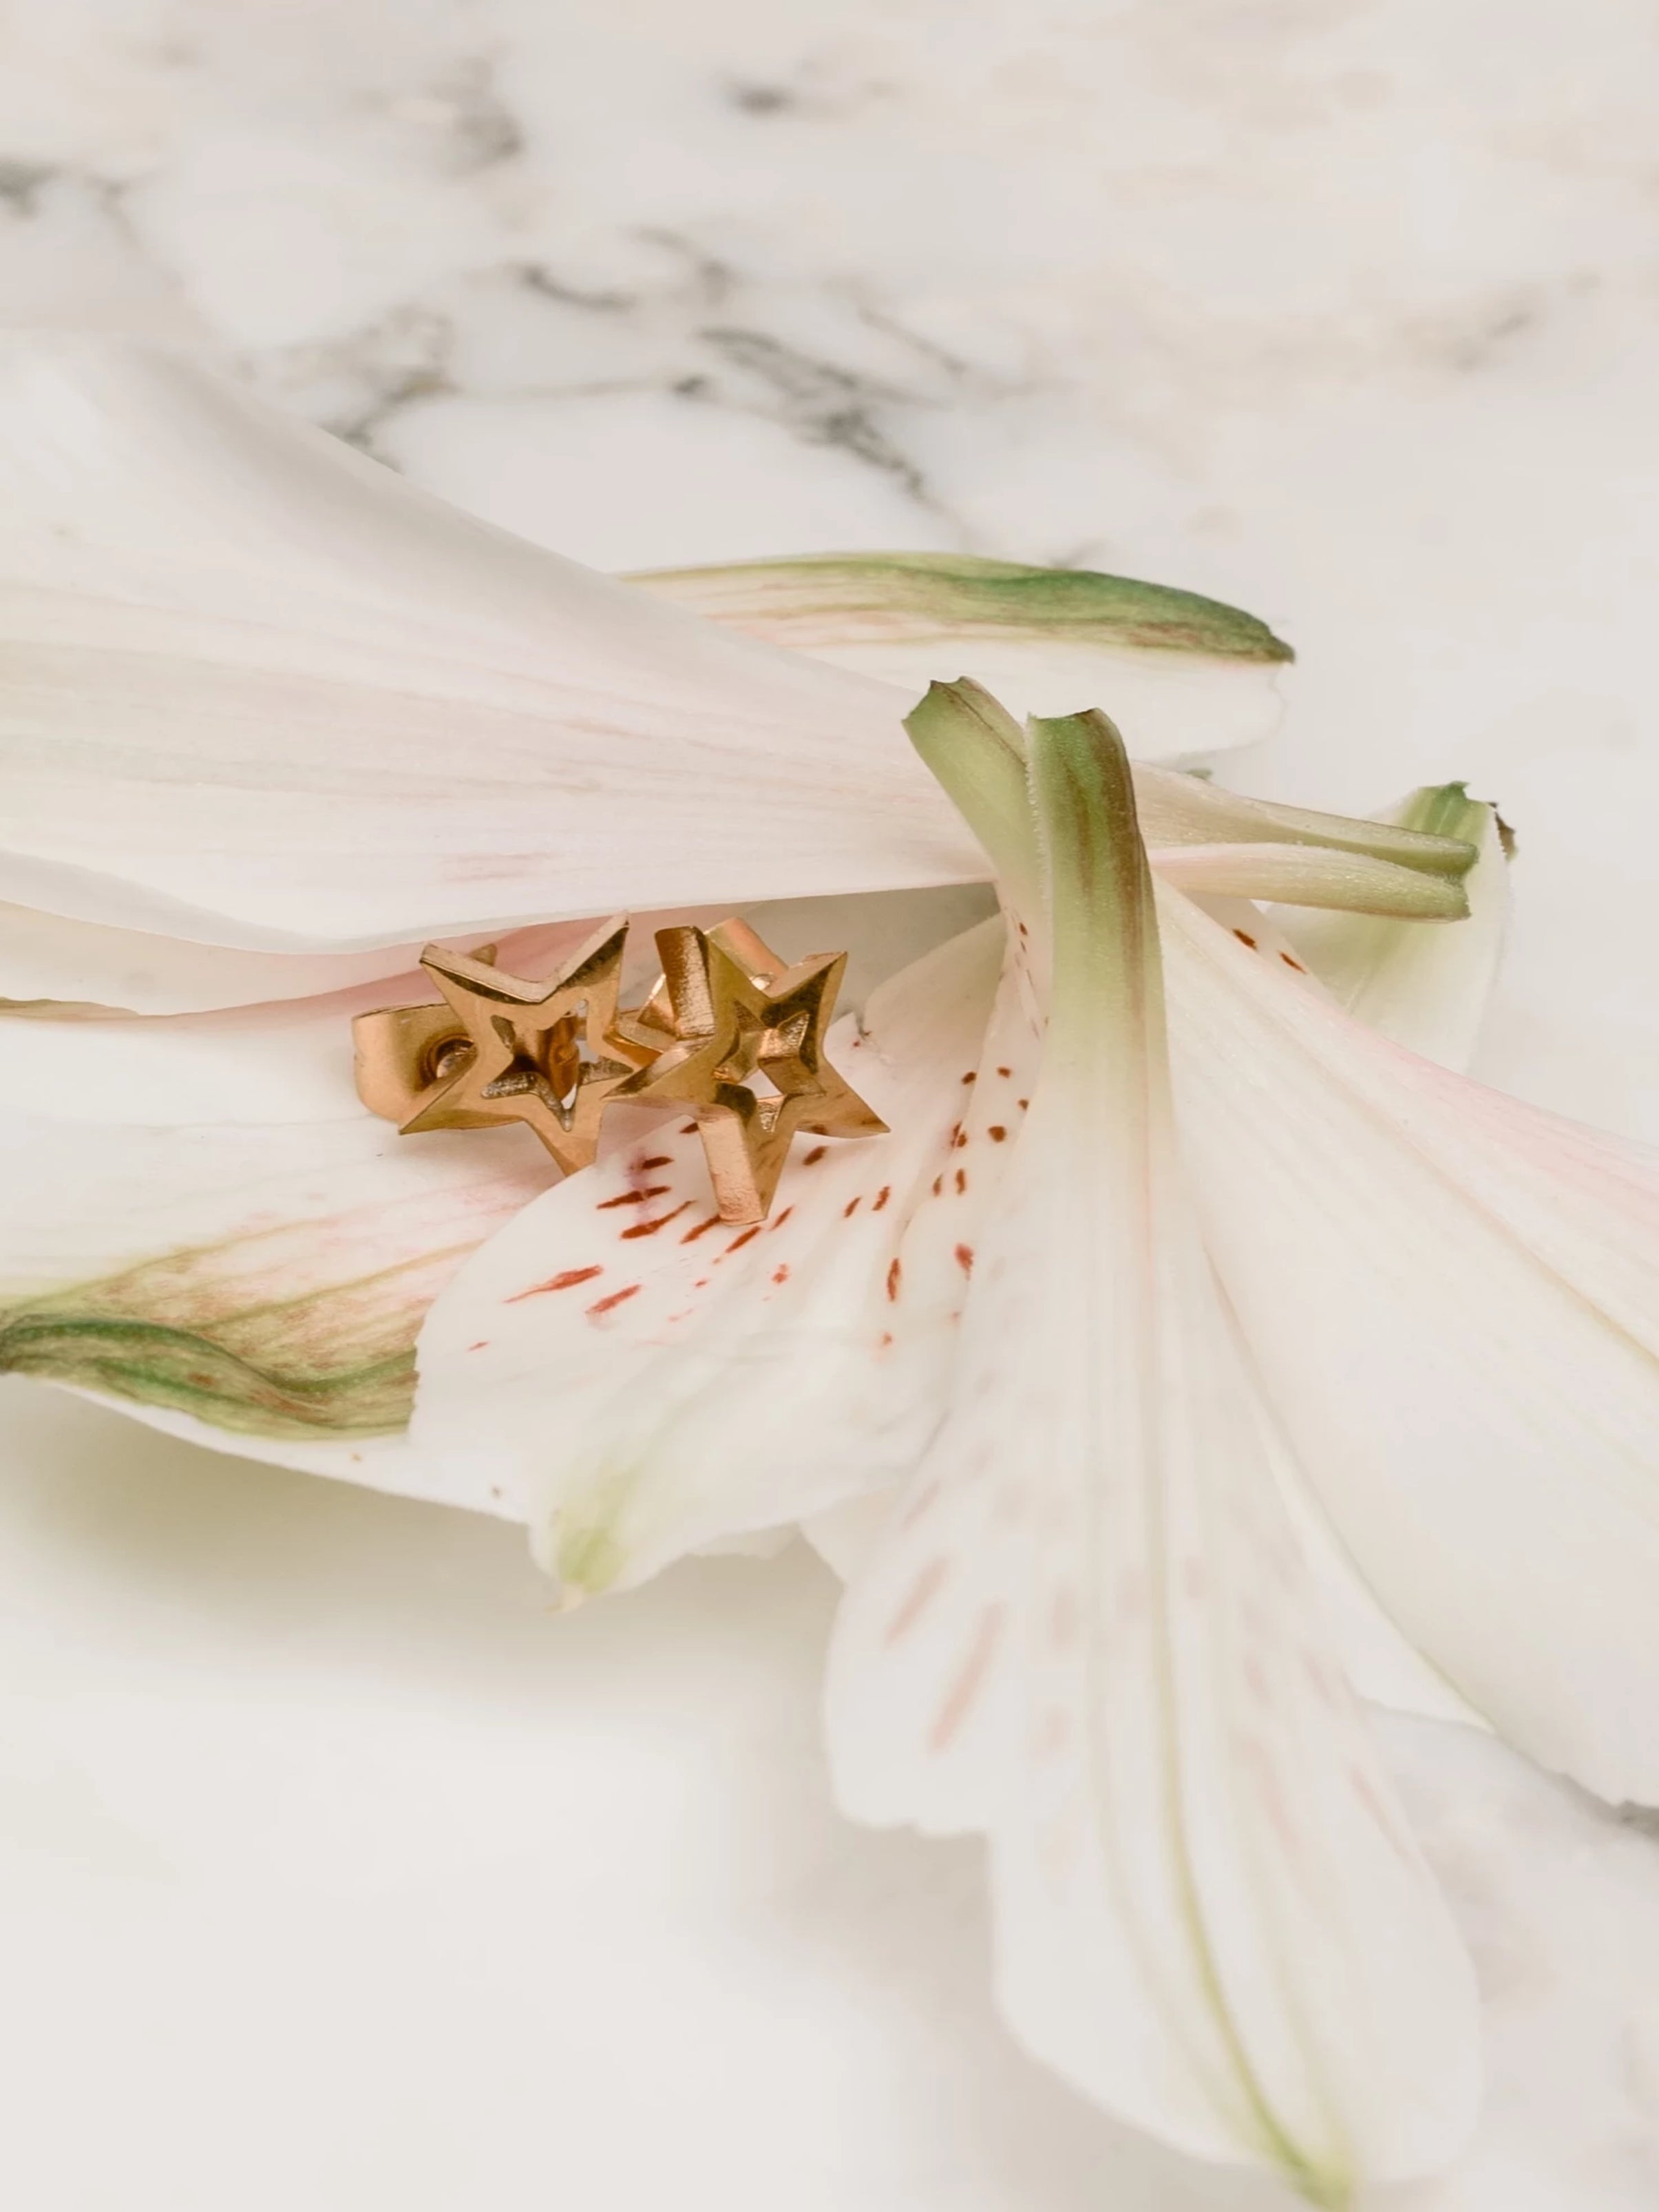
10, 333, 1645, 2201
0, 330, 1422, 1493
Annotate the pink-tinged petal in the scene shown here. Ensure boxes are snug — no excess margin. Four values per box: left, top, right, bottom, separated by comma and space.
1267, 785, 1511, 1069
412, 916, 1039, 1594
0, 918, 568, 1488
828, 710, 1479, 2198
0, 337, 984, 996
1163, 884, 1659, 1804
627, 551, 1292, 756
0, 1109, 549, 1502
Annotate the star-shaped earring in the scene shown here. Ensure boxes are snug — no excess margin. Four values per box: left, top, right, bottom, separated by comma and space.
611, 918, 887, 1223
352, 918, 651, 1175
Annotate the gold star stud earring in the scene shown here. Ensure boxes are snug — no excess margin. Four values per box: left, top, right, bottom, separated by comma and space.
611, 918, 887, 1224
352, 918, 652, 1175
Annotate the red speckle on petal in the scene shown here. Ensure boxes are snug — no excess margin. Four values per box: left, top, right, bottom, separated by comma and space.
952, 1128, 969, 1150
886, 1258, 902, 1302
507, 1265, 602, 1302
587, 1285, 642, 1318
929, 1608, 1006, 1751
885, 1557, 949, 1645
771, 1207, 793, 1230
878, 1330, 894, 1351
681, 1214, 723, 1244
772, 1264, 790, 1285
598, 1184, 668, 1210
873, 1185, 891, 1211
467, 1340, 489, 1353
726, 1225, 763, 1253
955, 1168, 967, 1194
622, 1201, 693, 1239
931, 1175, 944, 1197
844, 1195, 862, 1218
955, 1243, 974, 1276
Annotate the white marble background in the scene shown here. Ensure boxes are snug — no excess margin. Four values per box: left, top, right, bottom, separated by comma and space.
3, 3, 1659, 2207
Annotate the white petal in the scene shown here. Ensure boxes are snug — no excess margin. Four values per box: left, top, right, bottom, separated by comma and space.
1163, 885, 1659, 1804
0, 1003, 549, 1495
827, 712, 1479, 2195
0, 337, 982, 967
1268, 786, 1511, 1069
1148, 841, 1469, 918
0, 900, 503, 1019
412, 917, 1038, 1594
628, 551, 1292, 756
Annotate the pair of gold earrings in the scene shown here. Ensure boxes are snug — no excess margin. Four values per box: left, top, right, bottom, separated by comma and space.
352, 918, 885, 1225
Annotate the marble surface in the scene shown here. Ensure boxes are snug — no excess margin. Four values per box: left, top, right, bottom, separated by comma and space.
3, 3, 1659, 2206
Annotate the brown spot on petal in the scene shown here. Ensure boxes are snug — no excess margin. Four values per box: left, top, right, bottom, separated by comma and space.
954, 1243, 974, 1276
639, 1154, 674, 1170
955, 1168, 967, 1194
873, 1185, 891, 1212
844, 1195, 862, 1218
681, 1121, 699, 1135
1017, 1099, 1030, 1111
885, 1557, 949, 1645
988, 1125, 1007, 1143
622, 1201, 693, 1239
770, 1207, 793, 1230
952, 1128, 969, 1150
598, 1185, 668, 1210
772, 1265, 790, 1285
587, 1285, 642, 1318
725, 1225, 763, 1254
931, 1175, 944, 1198
803, 1145, 828, 1165
681, 1214, 723, 1244
886, 1258, 902, 1302
508, 1265, 602, 1301
1233, 929, 1257, 949
1280, 952, 1307, 972
997, 1065, 1012, 1078
878, 1330, 894, 1350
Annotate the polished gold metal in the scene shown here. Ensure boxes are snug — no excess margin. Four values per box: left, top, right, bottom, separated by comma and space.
352, 919, 653, 1175
611, 919, 887, 1224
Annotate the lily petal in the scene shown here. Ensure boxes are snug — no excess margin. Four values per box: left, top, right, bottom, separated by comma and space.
1267, 786, 1511, 1069
1148, 841, 1470, 918
627, 550, 1293, 755
827, 710, 1479, 2198
0, 337, 986, 983
0, 1108, 547, 1495
0, 900, 514, 1019
1163, 887, 1659, 1804
412, 915, 1041, 1594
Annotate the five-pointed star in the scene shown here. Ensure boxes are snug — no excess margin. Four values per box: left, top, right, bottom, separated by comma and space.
401, 917, 646, 1175
612, 920, 887, 1223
